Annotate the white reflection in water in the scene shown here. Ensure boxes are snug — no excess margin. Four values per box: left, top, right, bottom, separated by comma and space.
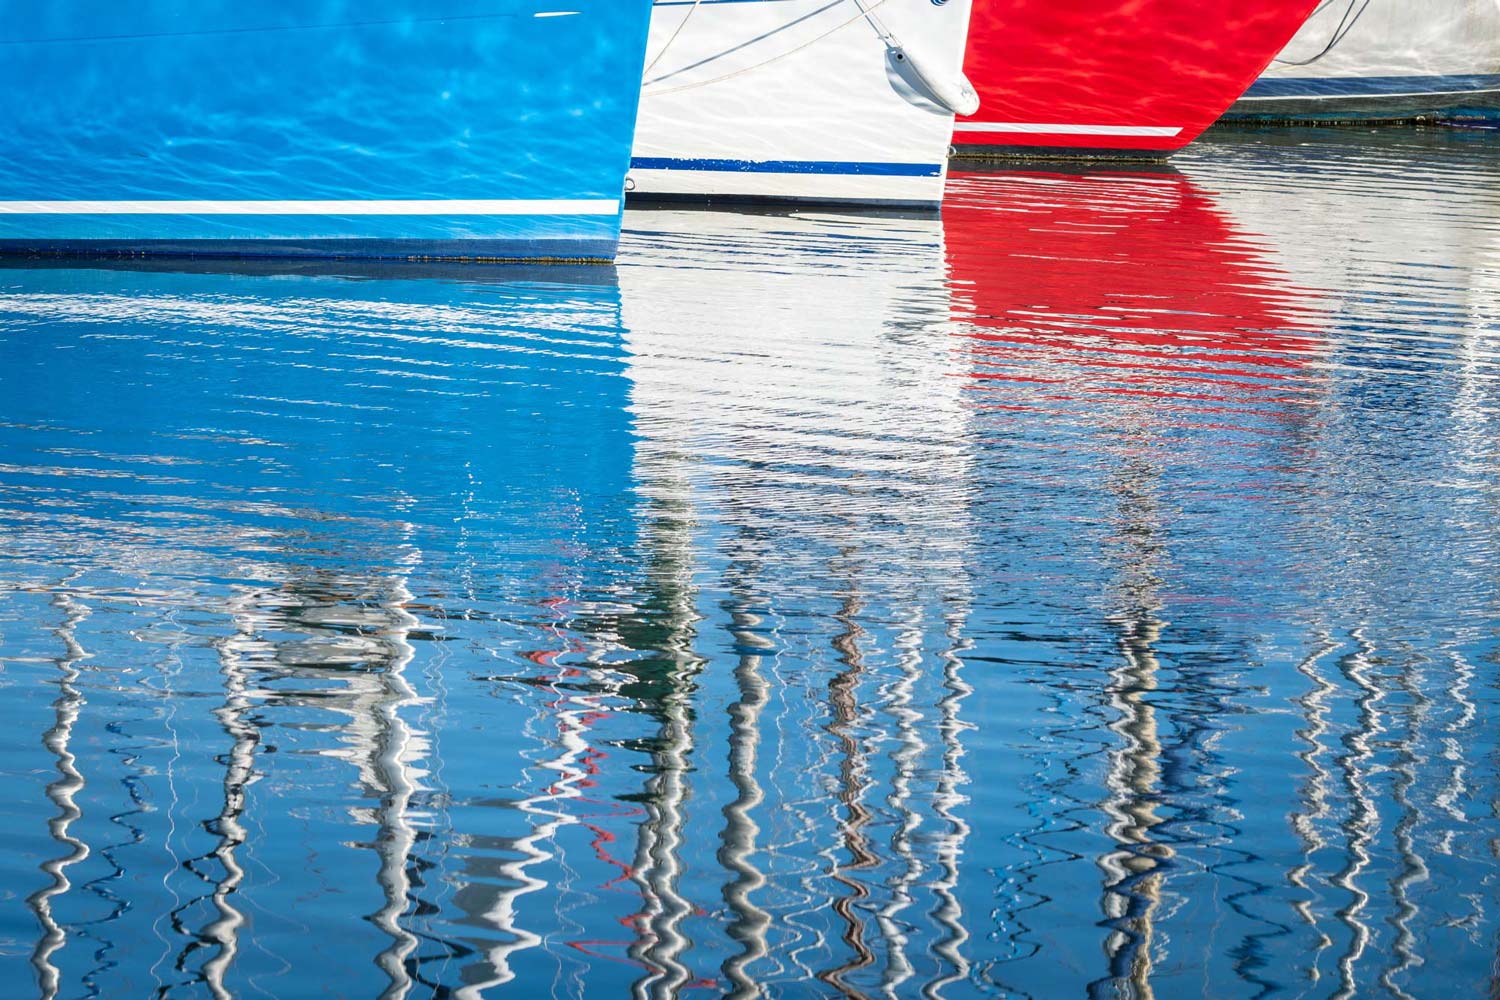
621, 207, 977, 997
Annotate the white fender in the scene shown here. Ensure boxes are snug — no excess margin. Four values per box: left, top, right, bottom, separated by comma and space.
886, 45, 980, 117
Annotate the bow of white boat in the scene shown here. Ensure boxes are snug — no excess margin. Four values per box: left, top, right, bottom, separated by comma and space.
629, 0, 977, 207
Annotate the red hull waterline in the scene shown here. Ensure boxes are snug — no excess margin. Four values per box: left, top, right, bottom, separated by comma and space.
956, 0, 1322, 157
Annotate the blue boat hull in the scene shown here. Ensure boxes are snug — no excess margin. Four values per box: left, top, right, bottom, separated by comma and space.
0, 2, 652, 260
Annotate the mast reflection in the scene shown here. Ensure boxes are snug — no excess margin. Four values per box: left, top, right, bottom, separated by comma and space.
194, 545, 431, 998
1095, 449, 1172, 1000
27, 583, 91, 1000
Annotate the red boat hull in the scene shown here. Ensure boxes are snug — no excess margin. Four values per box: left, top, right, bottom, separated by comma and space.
956, 0, 1321, 156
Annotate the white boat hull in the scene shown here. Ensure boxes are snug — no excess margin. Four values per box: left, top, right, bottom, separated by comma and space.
629, 0, 975, 206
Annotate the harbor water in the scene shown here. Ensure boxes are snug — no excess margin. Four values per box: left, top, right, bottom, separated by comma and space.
0, 127, 1497, 998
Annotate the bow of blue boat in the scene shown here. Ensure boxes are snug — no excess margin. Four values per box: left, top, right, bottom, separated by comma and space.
0, 2, 653, 261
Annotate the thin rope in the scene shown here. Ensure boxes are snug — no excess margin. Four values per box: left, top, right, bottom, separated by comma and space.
1274, 0, 1371, 67
642, 0, 706, 77
849, 0, 896, 45
642, 0, 896, 99
645, 0, 848, 88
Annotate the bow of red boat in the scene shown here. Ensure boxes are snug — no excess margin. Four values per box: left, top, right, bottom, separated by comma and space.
956, 0, 1323, 157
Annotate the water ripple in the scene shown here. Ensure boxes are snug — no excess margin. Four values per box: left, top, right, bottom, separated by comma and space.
0, 127, 1497, 997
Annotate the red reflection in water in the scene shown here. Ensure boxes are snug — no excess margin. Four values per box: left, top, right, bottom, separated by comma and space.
959, 0, 1320, 154
943, 168, 1325, 405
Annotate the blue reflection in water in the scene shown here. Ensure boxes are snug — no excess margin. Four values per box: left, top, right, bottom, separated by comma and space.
0, 128, 1497, 999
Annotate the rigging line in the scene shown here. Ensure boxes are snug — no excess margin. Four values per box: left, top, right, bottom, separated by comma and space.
644, 0, 849, 87
849, 0, 896, 45
643, 0, 896, 98
1305, 0, 1349, 18
1273, 0, 1358, 66
642, 0, 705, 76
1323, 0, 1362, 40
1274, 0, 1371, 67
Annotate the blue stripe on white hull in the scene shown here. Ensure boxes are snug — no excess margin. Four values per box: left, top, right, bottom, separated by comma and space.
629, 157, 942, 177
0, 2, 653, 260
1243, 73, 1500, 100
1228, 73, 1500, 123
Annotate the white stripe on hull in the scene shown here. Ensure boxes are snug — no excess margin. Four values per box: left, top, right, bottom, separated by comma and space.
954, 122, 1183, 137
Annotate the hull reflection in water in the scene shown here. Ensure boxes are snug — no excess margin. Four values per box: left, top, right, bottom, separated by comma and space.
618, 208, 978, 997
1, 127, 1499, 999
943, 162, 1329, 407
0, 264, 648, 996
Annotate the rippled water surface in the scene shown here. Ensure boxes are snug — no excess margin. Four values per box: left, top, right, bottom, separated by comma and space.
1, 128, 1498, 998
